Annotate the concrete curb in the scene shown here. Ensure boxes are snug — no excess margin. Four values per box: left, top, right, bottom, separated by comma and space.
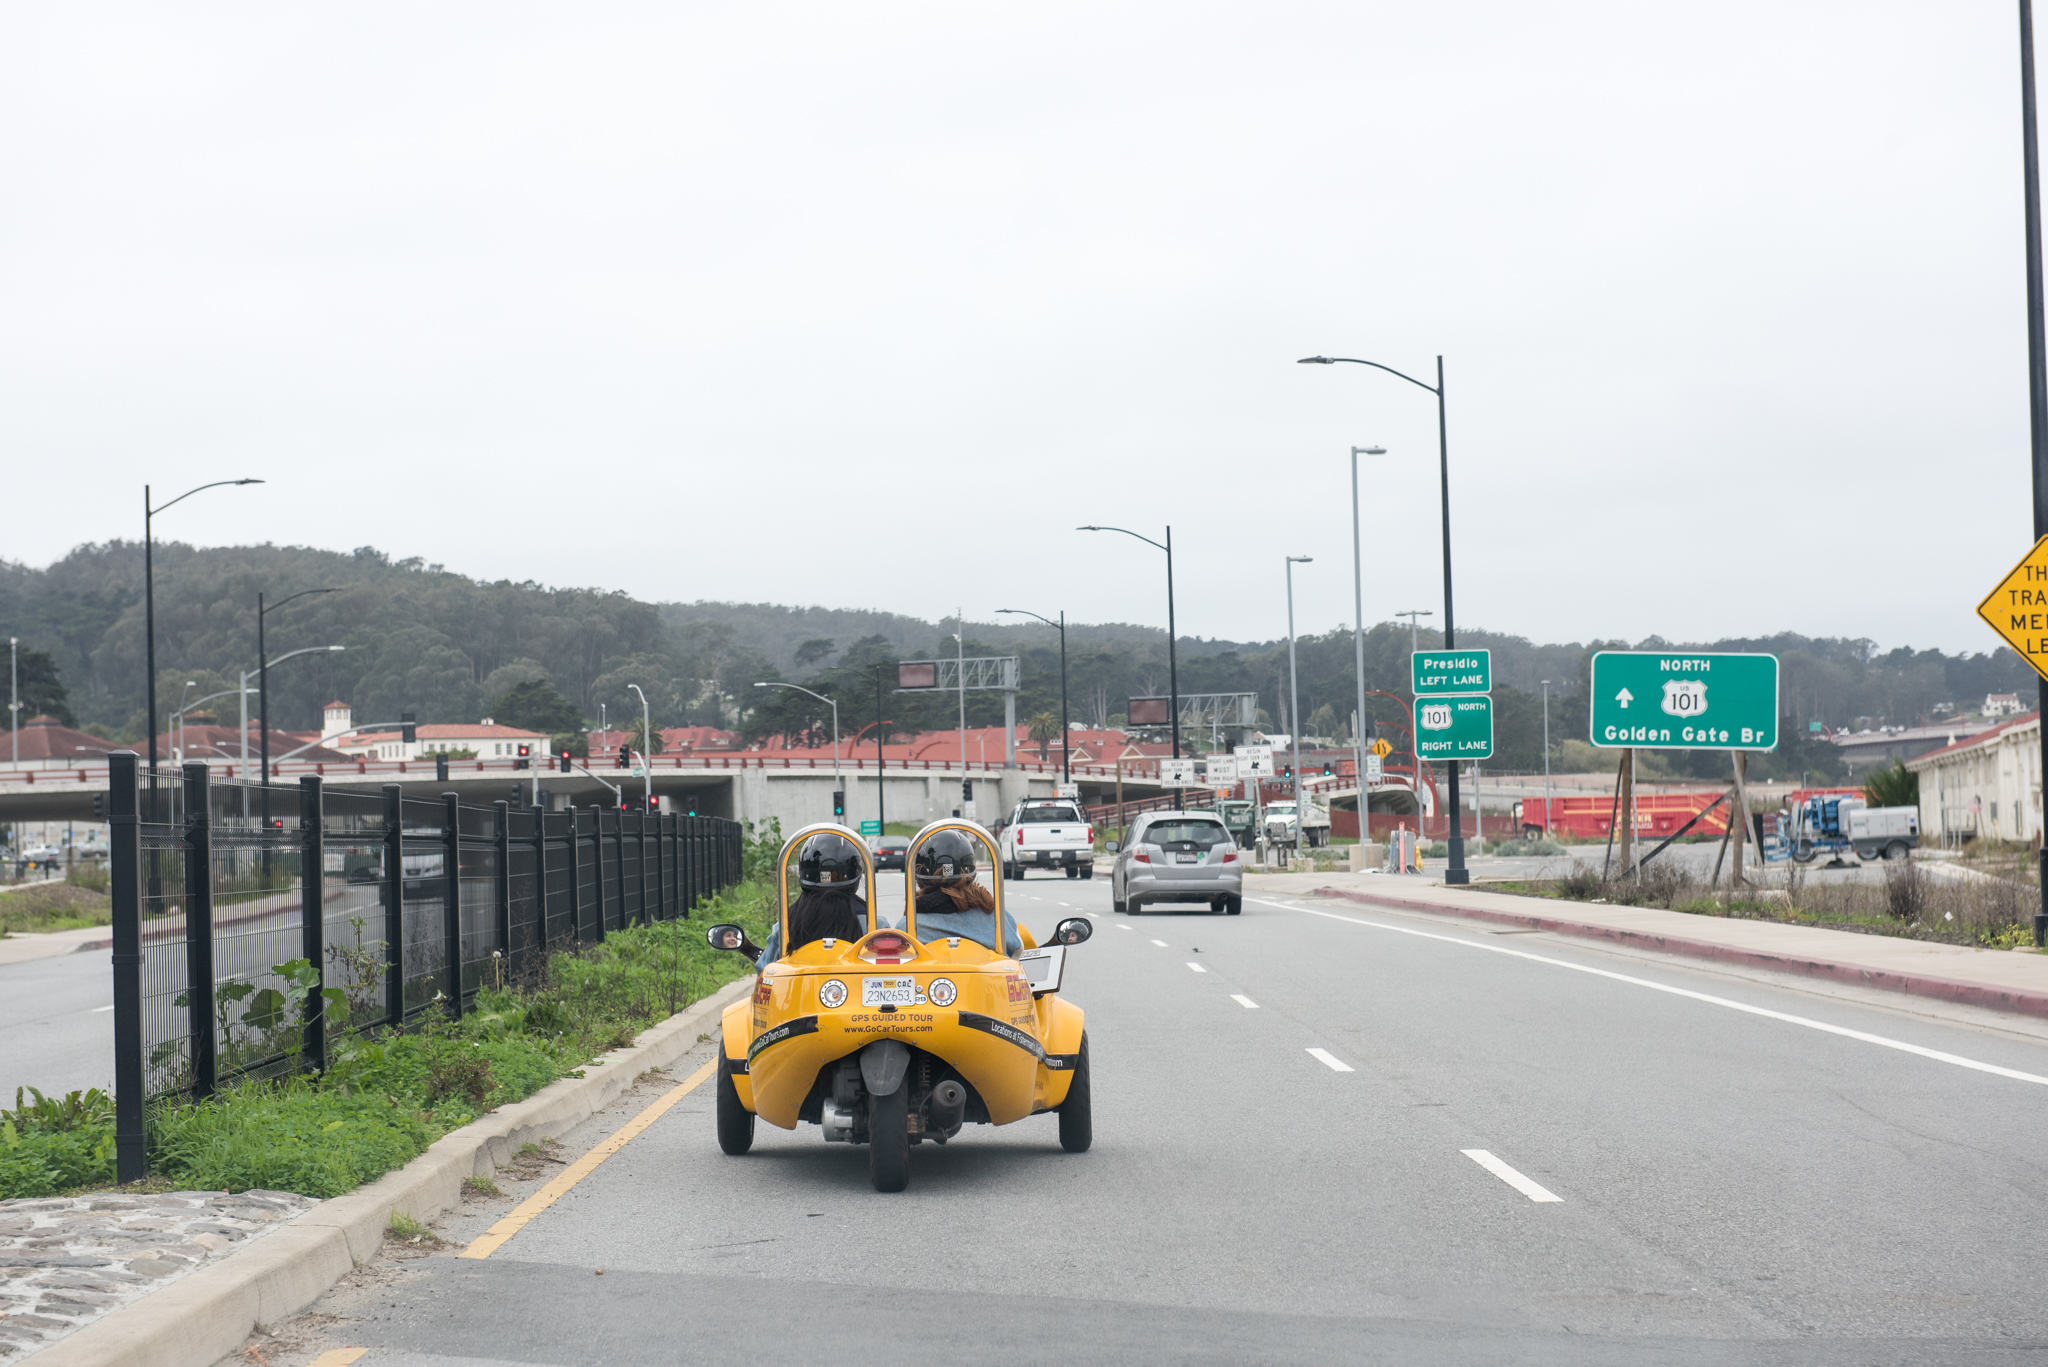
1310, 886, 2048, 1020
22, 976, 752, 1367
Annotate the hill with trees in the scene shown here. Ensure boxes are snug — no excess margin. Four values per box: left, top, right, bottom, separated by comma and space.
0, 540, 2030, 782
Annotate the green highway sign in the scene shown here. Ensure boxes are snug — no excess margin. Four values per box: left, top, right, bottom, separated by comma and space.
1412, 649, 1491, 696
858, 820, 882, 837
1413, 693, 1494, 762
1589, 651, 1780, 750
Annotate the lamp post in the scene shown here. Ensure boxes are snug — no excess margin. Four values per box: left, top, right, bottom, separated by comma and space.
1302, 355, 1468, 882
9, 637, 16, 766
2021, 0, 2048, 945
754, 681, 840, 787
1348, 446, 1385, 833
144, 480, 263, 779
258, 588, 340, 789
996, 608, 1068, 782
1540, 680, 1553, 839
872, 664, 888, 835
1079, 525, 1179, 758
1286, 556, 1312, 853
627, 684, 652, 810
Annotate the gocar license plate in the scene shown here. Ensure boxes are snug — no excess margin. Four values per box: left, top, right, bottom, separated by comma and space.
862, 976, 919, 1008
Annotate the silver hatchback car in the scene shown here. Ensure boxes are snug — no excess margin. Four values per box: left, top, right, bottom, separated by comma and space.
1110, 810, 1243, 915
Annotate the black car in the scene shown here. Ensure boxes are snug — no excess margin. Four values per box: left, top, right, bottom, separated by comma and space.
870, 835, 910, 870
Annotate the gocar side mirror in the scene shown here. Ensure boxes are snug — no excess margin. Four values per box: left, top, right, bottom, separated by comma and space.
706, 923, 747, 952
1053, 917, 1093, 946
1105, 841, 1121, 854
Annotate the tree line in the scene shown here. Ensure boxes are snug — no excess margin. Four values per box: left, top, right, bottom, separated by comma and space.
0, 541, 2031, 781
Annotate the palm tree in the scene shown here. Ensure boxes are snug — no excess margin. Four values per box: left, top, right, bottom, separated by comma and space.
1027, 711, 1059, 763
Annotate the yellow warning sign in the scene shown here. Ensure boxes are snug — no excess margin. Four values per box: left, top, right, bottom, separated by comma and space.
1367, 738, 1392, 758
1977, 535, 2048, 679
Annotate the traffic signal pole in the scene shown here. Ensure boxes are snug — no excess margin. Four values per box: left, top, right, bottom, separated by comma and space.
2024, 0, 2048, 946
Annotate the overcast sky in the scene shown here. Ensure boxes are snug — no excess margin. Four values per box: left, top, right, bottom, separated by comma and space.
1, 3, 2035, 654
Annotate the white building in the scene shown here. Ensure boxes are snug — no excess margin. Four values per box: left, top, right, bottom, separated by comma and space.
1906, 711, 2041, 845
1985, 693, 2026, 719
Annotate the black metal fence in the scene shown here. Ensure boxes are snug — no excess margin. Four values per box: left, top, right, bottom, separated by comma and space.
106, 753, 744, 1182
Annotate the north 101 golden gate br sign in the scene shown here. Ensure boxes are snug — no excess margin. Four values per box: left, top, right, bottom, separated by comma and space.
1978, 535, 2048, 680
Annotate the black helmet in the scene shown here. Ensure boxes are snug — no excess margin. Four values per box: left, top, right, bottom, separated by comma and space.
797, 833, 863, 891
914, 829, 978, 885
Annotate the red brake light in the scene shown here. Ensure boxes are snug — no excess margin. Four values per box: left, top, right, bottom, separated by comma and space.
1133, 851, 1151, 863
1222, 851, 1237, 862
867, 932, 910, 956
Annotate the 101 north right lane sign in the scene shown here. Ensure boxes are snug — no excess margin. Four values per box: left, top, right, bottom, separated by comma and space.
1589, 651, 1780, 750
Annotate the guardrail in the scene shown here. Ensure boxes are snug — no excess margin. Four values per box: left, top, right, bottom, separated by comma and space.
4, 752, 1165, 785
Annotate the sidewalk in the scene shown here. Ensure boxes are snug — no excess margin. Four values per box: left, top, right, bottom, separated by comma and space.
0, 922, 112, 968
1247, 871, 2048, 1020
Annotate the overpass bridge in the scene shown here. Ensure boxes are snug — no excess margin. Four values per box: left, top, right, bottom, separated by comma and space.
0, 751, 1178, 833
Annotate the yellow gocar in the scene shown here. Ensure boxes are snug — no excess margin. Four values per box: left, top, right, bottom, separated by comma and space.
706, 819, 1093, 1192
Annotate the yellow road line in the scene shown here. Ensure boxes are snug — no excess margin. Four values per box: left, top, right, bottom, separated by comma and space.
460, 1059, 716, 1260
307, 1350, 368, 1366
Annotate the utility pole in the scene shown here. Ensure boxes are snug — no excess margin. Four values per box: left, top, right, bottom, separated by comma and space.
1350, 447, 1385, 843
9, 637, 16, 767
1286, 556, 1312, 857
2024, 0, 2048, 945
1540, 680, 1553, 840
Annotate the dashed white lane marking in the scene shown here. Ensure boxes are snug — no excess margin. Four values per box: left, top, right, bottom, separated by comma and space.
91, 1005, 114, 1013
1254, 898, 2048, 1089
1462, 1149, 1563, 1203
1084, 912, 1101, 919
1151, 939, 1169, 947
1307, 1048, 1354, 1072
1187, 962, 1207, 973
1117, 924, 1133, 931
1231, 994, 1260, 1009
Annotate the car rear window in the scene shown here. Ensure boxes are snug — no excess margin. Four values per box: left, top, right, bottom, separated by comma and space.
1020, 804, 1083, 824
1145, 820, 1228, 848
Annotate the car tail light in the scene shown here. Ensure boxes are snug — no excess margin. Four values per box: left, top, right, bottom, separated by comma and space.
863, 930, 914, 964
1222, 851, 1238, 862
1087, 826, 1094, 843
1017, 829, 1025, 845
1133, 851, 1151, 863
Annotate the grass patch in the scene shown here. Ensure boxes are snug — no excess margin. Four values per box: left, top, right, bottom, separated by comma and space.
1492, 857, 2036, 951
0, 878, 113, 935
463, 1173, 502, 1197
1, 874, 775, 1201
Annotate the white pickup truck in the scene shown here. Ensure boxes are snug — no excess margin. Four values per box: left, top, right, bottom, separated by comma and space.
998, 798, 1096, 880
1263, 798, 1331, 849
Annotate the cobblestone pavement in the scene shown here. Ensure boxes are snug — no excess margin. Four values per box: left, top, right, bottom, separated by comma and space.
0, 1189, 316, 1360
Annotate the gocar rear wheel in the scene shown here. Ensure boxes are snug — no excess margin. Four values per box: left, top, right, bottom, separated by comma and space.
868, 1087, 910, 1192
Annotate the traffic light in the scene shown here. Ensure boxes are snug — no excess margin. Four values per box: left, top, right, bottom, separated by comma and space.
962, 780, 973, 802
435, 752, 449, 782
515, 744, 531, 771
91, 792, 106, 820
265, 817, 285, 831
559, 751, 573, 773
401, 711, 417, 745
1323, 761, 1333, 776
832, 789, 845, 818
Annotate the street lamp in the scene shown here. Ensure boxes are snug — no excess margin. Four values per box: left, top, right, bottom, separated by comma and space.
1300, 353, 1468, 882
8, 637, 16, 767
145, 480, 263, 778
239, 647, 344, 819
1347, 446, 1385, 830
627, 684, 652, 810
258, 589, 340, 788
995, 608, 1068, 782
1286, 556, 1312, 853
1540, 680, 1553, 839
754, 682, 840, 788
1078, 525, 1179, 758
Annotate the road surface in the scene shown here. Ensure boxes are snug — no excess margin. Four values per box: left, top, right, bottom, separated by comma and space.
253, 866, 2048, 1366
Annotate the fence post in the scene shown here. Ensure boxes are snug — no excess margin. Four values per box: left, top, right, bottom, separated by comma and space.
300, 776, 326, 1072
383, 784, 405, 1029
655, 811, 669, 922
442, 793, 462, 1016
109, 751, 146, 1183
637, 808, 650, 927
591, 807, 607, 943
568, 806, 584, 943
494, 800, 512, 982
184, 762, 217, 1098
533, 801, 548, 946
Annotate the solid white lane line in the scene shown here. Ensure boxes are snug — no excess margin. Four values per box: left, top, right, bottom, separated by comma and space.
1462, 1149, 1563, 1203
1307, 1048, 1354, 1072
1231, 994, 1260, 1009
1151, 939, 1169, 947
1256, 898, 2048, 1089
1187, 962, 1207, 973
